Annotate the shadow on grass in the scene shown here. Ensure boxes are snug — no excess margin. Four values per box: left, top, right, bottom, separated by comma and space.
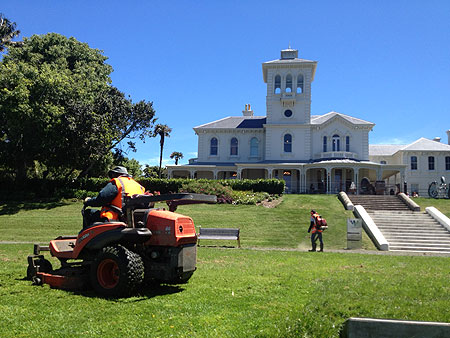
20, 276, 185, 300
69, 284, 185, 300
0, 199, 71, 215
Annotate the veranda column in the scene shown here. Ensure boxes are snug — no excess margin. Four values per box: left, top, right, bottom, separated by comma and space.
400, 168, 406, 193
376, 168, 382, 181
326, 168, 331, 194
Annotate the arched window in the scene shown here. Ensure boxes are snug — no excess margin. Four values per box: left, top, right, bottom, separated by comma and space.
284, 134, 292, 153
345, 136, 350, 152
332, 134, 340, 151
323, 136, 327, 152
274, 75, 281, 94
210, 137, 218, 156
250, 137, 259, 157
297, 74, 304, 93
286, 74, 292, 93
230, 137, 238, 156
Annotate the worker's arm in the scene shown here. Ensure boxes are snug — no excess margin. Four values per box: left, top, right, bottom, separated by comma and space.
84, 182, 118, 207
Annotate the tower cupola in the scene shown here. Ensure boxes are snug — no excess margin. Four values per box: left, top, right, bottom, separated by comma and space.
280, 48, 298, 60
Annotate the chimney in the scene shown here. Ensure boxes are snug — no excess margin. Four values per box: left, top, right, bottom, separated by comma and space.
447, 130, 450, 145
433, 137, 441, 142
242, 104, 254, 117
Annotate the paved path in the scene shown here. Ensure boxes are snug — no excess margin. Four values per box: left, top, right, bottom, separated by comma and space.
3, 241, 449, 257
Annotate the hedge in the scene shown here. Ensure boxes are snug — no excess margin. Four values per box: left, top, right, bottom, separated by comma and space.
0, 177, 285, 200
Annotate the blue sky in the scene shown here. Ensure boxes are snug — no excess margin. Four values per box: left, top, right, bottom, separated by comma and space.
3, 1, 450, 166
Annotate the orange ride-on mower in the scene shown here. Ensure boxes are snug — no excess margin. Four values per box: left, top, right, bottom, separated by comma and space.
27, 193, 216, 297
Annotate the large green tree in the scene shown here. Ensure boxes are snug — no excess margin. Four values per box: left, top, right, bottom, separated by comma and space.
0, 13, 21, 52
0, 33, 156, 180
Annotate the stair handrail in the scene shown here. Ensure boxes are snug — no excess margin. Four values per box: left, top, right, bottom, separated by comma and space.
353, 205, 389, 251
426, 207, 450, 233
397, 193, 421, 211
338, 191, 354, 210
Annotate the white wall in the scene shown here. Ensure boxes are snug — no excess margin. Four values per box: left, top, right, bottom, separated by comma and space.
264, 125, 310, 161
265, 67, 313, 125
197, 130, 265, 163
310, 120, 369, 160
404, 151, 450, 194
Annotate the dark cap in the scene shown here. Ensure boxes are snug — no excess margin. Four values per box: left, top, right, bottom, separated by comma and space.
310, 209, 316, 214
108, 166, 130, 178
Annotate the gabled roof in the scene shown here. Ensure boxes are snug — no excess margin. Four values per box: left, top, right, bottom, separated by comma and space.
369, 138, 450, 156
311, 111, 374, 126
401, 137, 450, 151
369, 145, 403, 156
194, 116, 266, 130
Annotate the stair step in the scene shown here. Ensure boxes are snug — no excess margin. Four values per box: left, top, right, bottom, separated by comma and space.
389, 245, 450, 252
389, 241, 450, 247
384, 235, 450, 240
389, 249, 450, 254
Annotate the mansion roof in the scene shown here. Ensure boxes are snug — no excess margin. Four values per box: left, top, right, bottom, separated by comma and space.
311, 111, 374, 126
194, 116, 266, 130
369, 137, 450, 156
194, 111, 374, 131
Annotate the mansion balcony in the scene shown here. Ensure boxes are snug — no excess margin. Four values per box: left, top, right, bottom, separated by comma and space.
314, 151, 359, 160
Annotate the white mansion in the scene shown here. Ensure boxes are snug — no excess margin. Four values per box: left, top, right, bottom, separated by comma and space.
168, 48, 450, 195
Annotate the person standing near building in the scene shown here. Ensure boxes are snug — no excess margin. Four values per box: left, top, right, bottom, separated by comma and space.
308, 209, 324, 252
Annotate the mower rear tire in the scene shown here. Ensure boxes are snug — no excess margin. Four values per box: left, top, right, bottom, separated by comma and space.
90, 245, 144, 297
26, 258, 53, 280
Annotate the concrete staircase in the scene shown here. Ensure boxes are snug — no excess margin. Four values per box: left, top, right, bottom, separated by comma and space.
348, 195, 411, 211
348, 195, 450, 253
369, 210, 450, 253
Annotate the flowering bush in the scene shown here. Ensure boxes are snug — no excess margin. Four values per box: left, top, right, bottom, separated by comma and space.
231, 190, 270, 205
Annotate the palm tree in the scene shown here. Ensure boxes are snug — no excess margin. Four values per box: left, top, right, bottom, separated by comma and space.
0, 14, 21, 52
153, 124, 172, 178
170, 151, 183, 165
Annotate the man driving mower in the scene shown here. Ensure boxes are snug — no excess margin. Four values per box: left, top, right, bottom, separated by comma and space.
83, 166, 145, 227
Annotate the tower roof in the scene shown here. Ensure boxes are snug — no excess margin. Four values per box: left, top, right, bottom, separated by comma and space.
262, 47, 317, 82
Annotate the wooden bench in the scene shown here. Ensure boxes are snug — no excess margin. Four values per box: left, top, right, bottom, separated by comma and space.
197, 227, 241, 248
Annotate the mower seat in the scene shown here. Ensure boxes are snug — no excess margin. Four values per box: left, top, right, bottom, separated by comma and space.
80, 221, 127, 233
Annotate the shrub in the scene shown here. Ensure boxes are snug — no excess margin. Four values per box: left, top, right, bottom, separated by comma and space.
231, 190, 269, 205
180, 180, 233, 204
219, 178, 285, 194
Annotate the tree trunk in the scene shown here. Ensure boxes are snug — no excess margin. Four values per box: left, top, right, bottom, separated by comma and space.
158, 140, 164, 179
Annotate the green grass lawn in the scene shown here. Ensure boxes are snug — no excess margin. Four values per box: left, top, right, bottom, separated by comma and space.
0, 195, 449, 337
0, 245, 449, 337
414, 197, 450, 218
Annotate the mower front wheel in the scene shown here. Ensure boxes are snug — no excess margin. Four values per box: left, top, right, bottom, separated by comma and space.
27, 257, 53, 280
90, 245, 144, 297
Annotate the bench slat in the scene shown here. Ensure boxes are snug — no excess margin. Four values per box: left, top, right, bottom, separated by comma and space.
197, 227, 240, 248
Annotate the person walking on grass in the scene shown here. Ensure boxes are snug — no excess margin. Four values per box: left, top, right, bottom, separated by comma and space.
308, 209, 324, 252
